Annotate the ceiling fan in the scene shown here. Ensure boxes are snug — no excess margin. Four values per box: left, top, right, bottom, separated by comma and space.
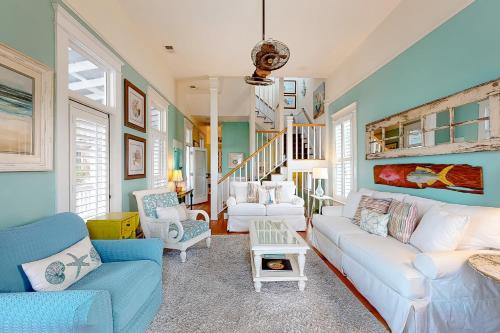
245, 0, 290, 86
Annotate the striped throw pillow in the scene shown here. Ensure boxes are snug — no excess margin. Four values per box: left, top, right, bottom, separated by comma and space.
387, 200, 418, 243
353, 195, 392, 225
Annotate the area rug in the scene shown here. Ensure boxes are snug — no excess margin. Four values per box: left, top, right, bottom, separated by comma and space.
147, 235, 387, 333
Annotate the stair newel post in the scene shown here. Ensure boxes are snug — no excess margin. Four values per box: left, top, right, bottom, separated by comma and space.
286, 116, 294, 180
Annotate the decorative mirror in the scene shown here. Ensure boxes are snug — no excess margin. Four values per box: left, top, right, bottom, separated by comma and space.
366, 78, 500, 159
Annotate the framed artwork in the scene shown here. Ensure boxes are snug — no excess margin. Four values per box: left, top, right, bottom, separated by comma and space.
284, 80, 296, 95
0, 42, 53, 171
228, 152, 244, 168
374, 164, 483, 194
284, 95, 296, 109
125, 133, 146, 179
313, 82, 325, 119
124, 79, 146, 132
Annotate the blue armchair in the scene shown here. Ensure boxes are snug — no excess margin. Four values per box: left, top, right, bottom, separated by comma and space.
0, 213, 163, 333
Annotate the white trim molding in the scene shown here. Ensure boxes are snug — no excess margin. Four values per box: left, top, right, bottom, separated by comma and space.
55, 5, 123, 213
0, 42, 53, 171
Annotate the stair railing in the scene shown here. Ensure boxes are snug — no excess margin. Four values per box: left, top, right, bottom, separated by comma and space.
217, 128, 286, 213
291, 123, 326, 160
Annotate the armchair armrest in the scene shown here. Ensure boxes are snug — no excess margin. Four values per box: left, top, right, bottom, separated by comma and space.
0, 290, 112, 333
187, 209, 210, 223
413, 249, 500, 280
291, 195, 305, 207
92, 238, 163, 267
321, 205, 343, 217
226, 196, 237, 207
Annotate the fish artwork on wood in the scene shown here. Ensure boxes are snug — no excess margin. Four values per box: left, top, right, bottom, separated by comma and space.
374, 164, 484, 194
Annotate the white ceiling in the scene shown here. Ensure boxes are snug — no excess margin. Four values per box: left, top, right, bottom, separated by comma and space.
116, 0, 401, 78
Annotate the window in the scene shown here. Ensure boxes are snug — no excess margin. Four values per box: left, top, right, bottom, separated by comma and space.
148, 89, 168, 188
332, 103, 357, 202
70, 102, 109, 220
68, 44, 108, 106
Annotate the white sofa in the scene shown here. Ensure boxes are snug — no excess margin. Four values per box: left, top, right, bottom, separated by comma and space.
226, 181, 306, 232
311, 188, 500, 333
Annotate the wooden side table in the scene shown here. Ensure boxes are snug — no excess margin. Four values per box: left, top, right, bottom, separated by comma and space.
177, 189, 194, 209
86, 212, 140, 240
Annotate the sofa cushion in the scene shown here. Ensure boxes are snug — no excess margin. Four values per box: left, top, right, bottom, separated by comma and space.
266, 203, 304, 216
312, 214, 366, 246
339, 233, 426, 299
143, 192, 179, 218
68, 260, 161, 332
441, 204, 500, 250
169, 220, 210, 242
228, 203, 266, 216
403, 195, 443, 222
371, 190, 408, 202
262, 181, 296, 203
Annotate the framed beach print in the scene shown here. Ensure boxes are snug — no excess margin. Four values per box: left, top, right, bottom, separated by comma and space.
228, 152, 244, 168
0, 42, 53, 172
125, 134, 146, 179
284, 95, 296, 109
124, 79, 146, 132
284, 80, 296, 95
313, 82, 325, 119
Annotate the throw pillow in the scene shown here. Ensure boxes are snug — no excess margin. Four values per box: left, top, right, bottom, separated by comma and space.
353, 195, 392, 225
231, 182, 248, 203
409, 206, 470, 252
156, 206, 180, 222
22, 236, 102, 292
247, 182, 259, 203
387, 200, 418, 243
342, 191, 366, 219
176, 203, 188, 221
261, 181, 296, 203
258, 187, 276, 205
359, 209, 390, 237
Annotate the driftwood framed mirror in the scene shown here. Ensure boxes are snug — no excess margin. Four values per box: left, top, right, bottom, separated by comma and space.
366, 78, 500, 159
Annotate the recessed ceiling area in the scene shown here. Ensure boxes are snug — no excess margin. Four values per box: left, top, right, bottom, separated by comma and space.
115, 0, 401, 78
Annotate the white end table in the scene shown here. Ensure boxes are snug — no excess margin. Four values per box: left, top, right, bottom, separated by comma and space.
311, 194, 334, 215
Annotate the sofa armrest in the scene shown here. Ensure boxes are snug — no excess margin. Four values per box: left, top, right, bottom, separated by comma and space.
92, 239, 163, 267
226, 196, 237, 207
291, 195, 305, 207
0, 290, 112, 333
321, 205, 343, 217
413, 249, 500, 280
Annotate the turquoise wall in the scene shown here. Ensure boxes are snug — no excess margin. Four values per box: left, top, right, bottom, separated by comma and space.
221, 122, 249, 175
0, 0, 185, 228
329, 0, 500, 207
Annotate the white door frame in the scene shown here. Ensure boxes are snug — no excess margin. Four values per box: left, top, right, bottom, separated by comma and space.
191, 147, 208, 204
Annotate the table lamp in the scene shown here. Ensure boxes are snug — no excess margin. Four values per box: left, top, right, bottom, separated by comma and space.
172, 170, 183, 192
312, 167, 328, 197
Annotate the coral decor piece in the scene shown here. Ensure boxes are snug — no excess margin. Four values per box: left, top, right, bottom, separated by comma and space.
374, 164, 483, 194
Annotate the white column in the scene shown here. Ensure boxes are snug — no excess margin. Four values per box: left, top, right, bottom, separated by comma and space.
209, 77, 219, 221
249, 86, 256, 153
277, 78, 285, 130
286, 115, 294, 180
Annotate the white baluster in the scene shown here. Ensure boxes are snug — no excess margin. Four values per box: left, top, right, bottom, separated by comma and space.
313, 126, 316, 159
301, 126, 304, 160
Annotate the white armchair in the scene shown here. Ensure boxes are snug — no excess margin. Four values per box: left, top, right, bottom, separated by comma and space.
133, 188, 211, 262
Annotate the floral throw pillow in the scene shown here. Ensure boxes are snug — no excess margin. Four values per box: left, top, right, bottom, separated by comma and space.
258, 187, 276, 205
353, 195, 392, 225
22, 236, 102, 292
360, 209, 390, 237
387, 200, 418, 243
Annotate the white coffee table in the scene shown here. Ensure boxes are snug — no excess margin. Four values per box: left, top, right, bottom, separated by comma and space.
249, 220, 310, 292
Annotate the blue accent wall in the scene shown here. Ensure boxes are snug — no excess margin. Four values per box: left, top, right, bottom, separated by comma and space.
0, 0, 185, 228
329, 0, 500, 207
221, 122, 250, 175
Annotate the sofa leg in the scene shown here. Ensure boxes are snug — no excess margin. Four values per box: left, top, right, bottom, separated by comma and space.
206, 237, 211, 248
180, 251, 187, 263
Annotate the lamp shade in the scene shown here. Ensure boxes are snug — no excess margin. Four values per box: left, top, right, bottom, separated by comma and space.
312, 167, 328, 179
172, 170, 183, 182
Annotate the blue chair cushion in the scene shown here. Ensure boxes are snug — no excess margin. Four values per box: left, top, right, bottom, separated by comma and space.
142, 192, 179, 218
169, 220, 209, 242
68, 260, 161, 332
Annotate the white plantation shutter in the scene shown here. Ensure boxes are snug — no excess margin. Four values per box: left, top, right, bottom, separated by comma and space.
70, 102, 109, 220
149, 103, 168, 188
333, 112, 355, 202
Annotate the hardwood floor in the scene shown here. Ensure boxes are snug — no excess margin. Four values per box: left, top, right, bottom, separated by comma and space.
193, 197, 390, 331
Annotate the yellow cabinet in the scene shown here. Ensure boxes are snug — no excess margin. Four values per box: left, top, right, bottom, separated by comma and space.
86, 212, 140, 240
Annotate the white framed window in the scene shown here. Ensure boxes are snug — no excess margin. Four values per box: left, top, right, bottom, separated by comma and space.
70, 102, 109, 220
56, 6, 123, 215
331, 102, 357, 202
148, 88, 169, 188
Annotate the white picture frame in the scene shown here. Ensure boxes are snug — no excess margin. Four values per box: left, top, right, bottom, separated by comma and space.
0, 42, 53, 171
228, 152, 244, 168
